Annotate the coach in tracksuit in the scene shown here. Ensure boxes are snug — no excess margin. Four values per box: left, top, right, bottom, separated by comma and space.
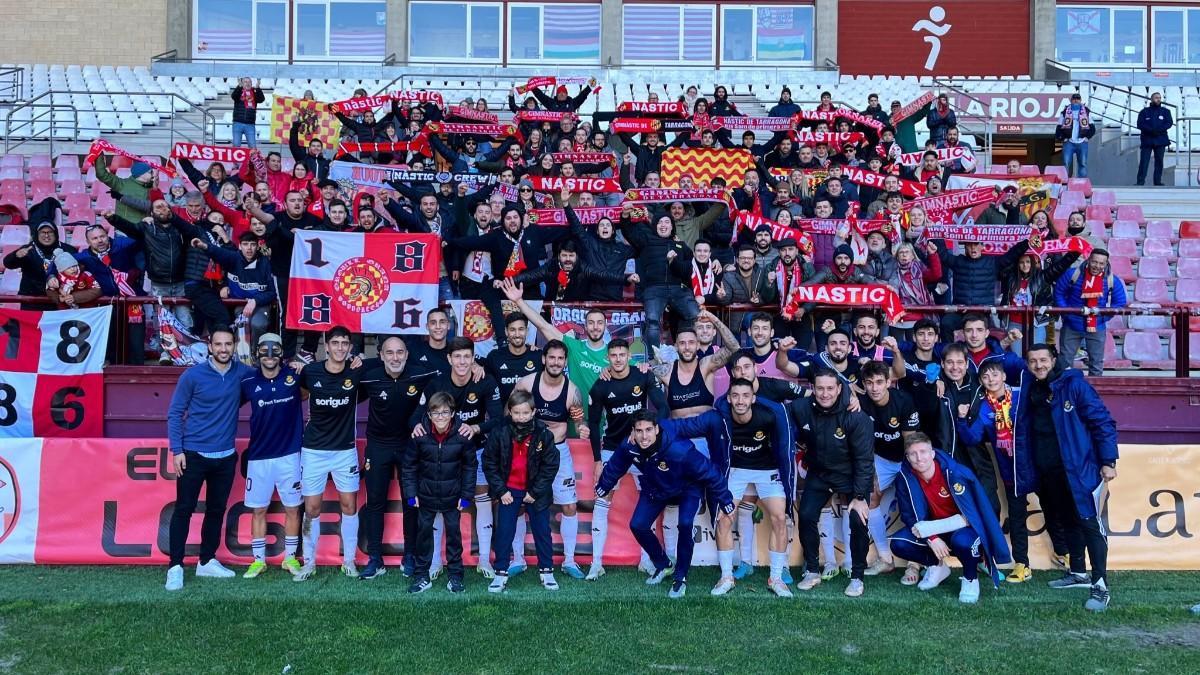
596, 410, 735, 599
790, 368, 875, 596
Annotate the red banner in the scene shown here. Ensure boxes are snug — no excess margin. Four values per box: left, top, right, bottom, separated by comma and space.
427, 121, 519, 138
790, 284, 905, 323
551, 152, 617, 167
710, 116, 795, 132
169, 143, 249, 165
842, 165, 926, 197
528, 207, 624, 226
921, 223, 1033, 244
0, 307, 110, 439
446, 106, 499, 124
795, 109, 884, 132
616, 101, 689, 117
733, 210, 813, 253
891, 91, 936, 125
331, 91, 444, 113
529, 176, 622, 194
515, 76, 592, 95
898, 145, 974, 167
790, 131, 868, 149
903, 187, 997, 223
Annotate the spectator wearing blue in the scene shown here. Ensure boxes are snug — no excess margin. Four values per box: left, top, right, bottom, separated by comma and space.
190, 231, 278, 346
1135, 92, 1173, 186
1054, 248, 1127, 376
1056, 93, 1095, 178
768, 87, 800, 118
889, 433, 1012, 604
231, 77, 264, 148
164, 327, 254, 591
925, 93, 957, 144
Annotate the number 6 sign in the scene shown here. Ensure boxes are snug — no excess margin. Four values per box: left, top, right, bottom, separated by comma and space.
0, 306, 111, 438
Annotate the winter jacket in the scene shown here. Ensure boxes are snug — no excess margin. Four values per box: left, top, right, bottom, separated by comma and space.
999, 245, 1081, 313
94, 155, 151, 223
925, 106, 957, 144
448, 224, 570, 298
198, 245, 277, 304
788, 395, 875, 499
962, 336, 1027, 385
1013, 367, 1118, 520
288, 123, 331, 181
1137, 103, 1173, 148
768, 100, 801, 118
512, 258, 627, 302
673, 203, 726, 249
861, 248, 900, 289
724, 265, 778, 305
893, 449, 1013, 587
2, 229, 76, 297
482, 418, 559, 509
973, 204, 1025, 226
532, 86, 592, 113
936, 242, 1025, 306
403, 423, 478, 511
230, 85, 265, 125
596, 421, 734, 516
563, 206, 633, 301
616, 134, 667, 184
618, 217, 695, 290
956, 375, 1032, 492
106, 213, 189, 284
73, 237, 143, 297
177, 158, 243, 198
1054, 263, 1128, 333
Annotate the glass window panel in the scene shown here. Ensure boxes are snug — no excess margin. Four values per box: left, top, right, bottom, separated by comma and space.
329, 2, 386, 56
543, 4, 600, 61
255, 2, 287, 57
410, 2, 467, 58
756, 6, 812, 62
682, 6, 714, 62
722, 8, 754, 62
1188, 9, 1200, 65
624, 5, 681, 62
196, 0, 253, 56
470, 5, 501, 59
1056, 7, 1110, 64
296, 3, 328, 56
1113, 9, 1144, 64
1155, 9, 1184, 65
510, 5, 542, 60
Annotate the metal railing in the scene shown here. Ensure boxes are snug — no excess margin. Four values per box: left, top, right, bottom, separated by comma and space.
1178, 117, 1200, 187
932, 78, 994, 169
2, 295, 1193, 377
0, 66, 24, 102
2, 90, 218, 152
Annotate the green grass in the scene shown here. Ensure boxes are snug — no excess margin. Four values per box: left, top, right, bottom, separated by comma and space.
1, 566, 1198, 674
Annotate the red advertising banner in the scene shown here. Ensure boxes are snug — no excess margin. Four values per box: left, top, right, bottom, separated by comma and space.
837, 1, 1031, 76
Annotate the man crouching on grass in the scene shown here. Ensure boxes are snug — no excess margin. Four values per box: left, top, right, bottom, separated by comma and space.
889, 433, 1012, 604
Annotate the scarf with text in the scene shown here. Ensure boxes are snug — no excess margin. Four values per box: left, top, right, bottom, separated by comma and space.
427, 121, 521, 140
170, 142, 250, 164
515, 110, 577, 124
617, 101, 689, 117
515, 76, 591, 94
331, 90, 443, 114
789, 131, 868, 150
336, 132, 432, 157
495, 184, 555, 207
447, 106, 499, 124
610, 118, 663, 134
891, 92, 936, 125
710, 116, 795, 132
622, 187, 734, 209
898, 145, 974, 167
903, 187, 997, 223
551, 152, 617, 168
795, 109, 885, 132
1081, 270, 1104, 332
920, 223, 1032, 245
529, 176, 622, 193
528, 206, 624, 226
784, 284, 905, 323
83, 139, 176, 177
842, 165, 926, 197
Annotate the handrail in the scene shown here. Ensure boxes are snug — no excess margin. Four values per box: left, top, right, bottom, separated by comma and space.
151, 49, 180, 64
1176, 116, 1200, 187
3, 101, 78, 155
1, 294, 1191, 377
0, 66, 24, 102
931, 77, 994, 169
1, 90, 217, 149
1075, 79, 1183, 159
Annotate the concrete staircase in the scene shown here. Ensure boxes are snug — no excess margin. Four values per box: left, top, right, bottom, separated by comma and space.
1105, 187, 1198, 224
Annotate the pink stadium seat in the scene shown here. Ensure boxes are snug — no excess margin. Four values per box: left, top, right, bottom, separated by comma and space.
1167, 332, 1200, 367
59, 179, 85, 196
1111, 220, 1141, 239
1067, 177, 1093, 196
1090, 190, 1116, 207
93, 193, 116, 212
1086, 219, 1106, 239
1177, 258, 1200, 279
1019, 165, 1040, 175
1059, 191, 1086, 208
1137, 257, 1171, 279
1176, 279, 1200, 303
67, 209, 96, 227
1106, 314, 1128, 334
0, 166, 22, 181
28, 154, 52, 168
63, 194, 91, 213
1145, 220, 1175, 240
1180, 239, 1200, 258
1115, 204, 1145, 223
1086, 204, 1113, 224
1044, 165, 1068, 182
1182, 221, 1200, 239
29, 181, 56, 204
1107, 238, 1139, 258
28, 166, 52, 182
55, 154, 80, 169
1102, 331, 1131, 369
56, 165, 82, 182
1122, 331, 1166, 362
1128, 303, 1172, 331
1134, 279, 1169, 303
0, 154, 22, 168
1142, 238, 1175, 260
0, 180, 23, 197
1109, 256, 1136, 283
90, 179, 110, 197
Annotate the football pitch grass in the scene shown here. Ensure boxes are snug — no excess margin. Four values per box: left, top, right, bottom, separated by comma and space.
1, 566, 1198, 673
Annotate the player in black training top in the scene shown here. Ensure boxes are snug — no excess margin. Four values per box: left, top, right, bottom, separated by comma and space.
412, 337, 504, 578
406, 307, 452, 376
292, 326, 365, 582
483, 312, 541, 404
587, 338, 668, 580
356, 335, 437, 580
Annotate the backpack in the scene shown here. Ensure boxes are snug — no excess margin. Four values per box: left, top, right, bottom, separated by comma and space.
1067, 265, 1114, 303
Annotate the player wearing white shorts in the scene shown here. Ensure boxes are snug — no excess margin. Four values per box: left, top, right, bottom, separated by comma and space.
514, 339, 589, 579
292, 326, 365, 581
238, 334, 305, 578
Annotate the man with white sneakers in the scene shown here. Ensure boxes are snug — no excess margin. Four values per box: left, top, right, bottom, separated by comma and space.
165, 326, 255, 591
890, 434, 1012, 604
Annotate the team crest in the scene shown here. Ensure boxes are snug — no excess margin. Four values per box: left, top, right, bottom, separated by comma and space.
407, 384, 418, 395
342, 379, 353, 390
526, 361, 535, 370
1063, 400, 1074, 412
333, 257, 390, 313
888, 417, 899, 428
833, 427, 846, 440
467, 392, 478, 403
632, 385, 643, 397
952, 482, 965, 495
284, 375, 295, 385
753, 431, 766, 441
657, 461, 669, 471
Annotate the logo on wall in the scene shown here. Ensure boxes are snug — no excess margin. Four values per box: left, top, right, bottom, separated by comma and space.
912, 6, 952, 71
0, 456, 20, 545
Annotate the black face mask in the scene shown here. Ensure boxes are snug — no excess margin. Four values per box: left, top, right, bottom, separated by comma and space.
512, 418, 535, 438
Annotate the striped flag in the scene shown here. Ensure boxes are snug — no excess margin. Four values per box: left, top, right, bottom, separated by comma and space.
544, 5, 601, 61
624, 6, 713, 62
197, 29, 253, 55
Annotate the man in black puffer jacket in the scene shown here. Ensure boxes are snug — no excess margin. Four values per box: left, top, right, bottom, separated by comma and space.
403, 391, 478, 594
934, 236, 1027, 337
564, 205, 633, 301
619, 209, 699, 358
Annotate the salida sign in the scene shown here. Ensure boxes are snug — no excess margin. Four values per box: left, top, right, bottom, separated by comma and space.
953, 93, 1075, 125
837, 1, 1030, 76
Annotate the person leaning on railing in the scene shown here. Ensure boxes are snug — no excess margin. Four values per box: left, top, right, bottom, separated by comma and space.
1054, 248, 1128, 376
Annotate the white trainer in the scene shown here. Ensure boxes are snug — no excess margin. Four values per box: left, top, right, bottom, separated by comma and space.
292, 563, 316, 582
540, 572, 559, 591
918, 563, 951, 591
195, 559, 236, 578
768, 577, 794, 598
959, 577, 980, 604
341, 561, 358, 578
488, 574, 508, 593
710, 576, 736, 596
165, 565, 184, 591
585, 564, 606, 581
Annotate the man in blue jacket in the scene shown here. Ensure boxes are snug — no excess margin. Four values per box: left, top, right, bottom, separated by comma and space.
1135, 92, 1173, 186
1054, 249, 1127, 376
1019, 345, 1118, 612
595, 410, 735, 599
890, 434, 1012, 604
164, 326, 255, 591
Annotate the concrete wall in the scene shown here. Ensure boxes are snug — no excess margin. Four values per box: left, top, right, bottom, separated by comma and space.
1030, 0, 1056, 79
0, 0, 168, 66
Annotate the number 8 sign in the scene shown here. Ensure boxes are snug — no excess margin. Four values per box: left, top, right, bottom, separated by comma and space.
0, 306, 110, 438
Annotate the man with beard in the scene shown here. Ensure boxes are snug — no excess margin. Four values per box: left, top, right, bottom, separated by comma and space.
619, 209, 701, 357
484, 313, 542, 404
514, 340, 590, 579
776, 330, 866, 392
356, 336, 437, 580
105, 199, 193, 340
4, 221, 76, 310
617, 129, 666, 184
511, 239, 631, 302
725, 246, 778, 334
381, 192, 457, 302
770, 237, 817, 347
791, 245, 873, 351
791, 369, 875, 596
750, 223, 781, 271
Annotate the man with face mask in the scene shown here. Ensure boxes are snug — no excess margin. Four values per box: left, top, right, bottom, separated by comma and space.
619, 208, 701, 357
563, 202, 634, 302
190, 231, 277, 345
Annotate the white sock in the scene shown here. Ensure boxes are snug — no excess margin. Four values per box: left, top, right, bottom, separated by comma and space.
340, 513, 359, 566
303, 513, 321, 565
284, 535, 299, 558
663, 505, 680, 559
769, 550, 787, 581
819, 508, 836, 567
737, 503, 756, 564
840, 513, 853, 570
431, 513, 444, 568
475, 495, 493, 566
591, 498, 611, 565
868, 507, 892, 563
718, 549, 734, 578
251, 538, 266, 562
512, 515, 527, 567
561, 514, 579, 566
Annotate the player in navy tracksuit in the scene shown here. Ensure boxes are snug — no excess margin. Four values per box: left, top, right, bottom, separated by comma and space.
238, 333, 305, 578
595, 410, 735, 598
890, 436, 1012, 604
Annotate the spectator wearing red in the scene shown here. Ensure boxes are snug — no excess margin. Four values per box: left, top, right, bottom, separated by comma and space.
231, 77, 264, 148
1054, 249, 1127, 376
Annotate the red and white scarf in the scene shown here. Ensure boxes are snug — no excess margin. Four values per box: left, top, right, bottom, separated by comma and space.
1081, 271, 1104, 332
83, 139, 176, 177
691, 259, 718, 299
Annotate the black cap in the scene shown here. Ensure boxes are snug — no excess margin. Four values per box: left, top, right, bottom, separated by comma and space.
317, 178, 338, 189
774, 237, 798, 250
